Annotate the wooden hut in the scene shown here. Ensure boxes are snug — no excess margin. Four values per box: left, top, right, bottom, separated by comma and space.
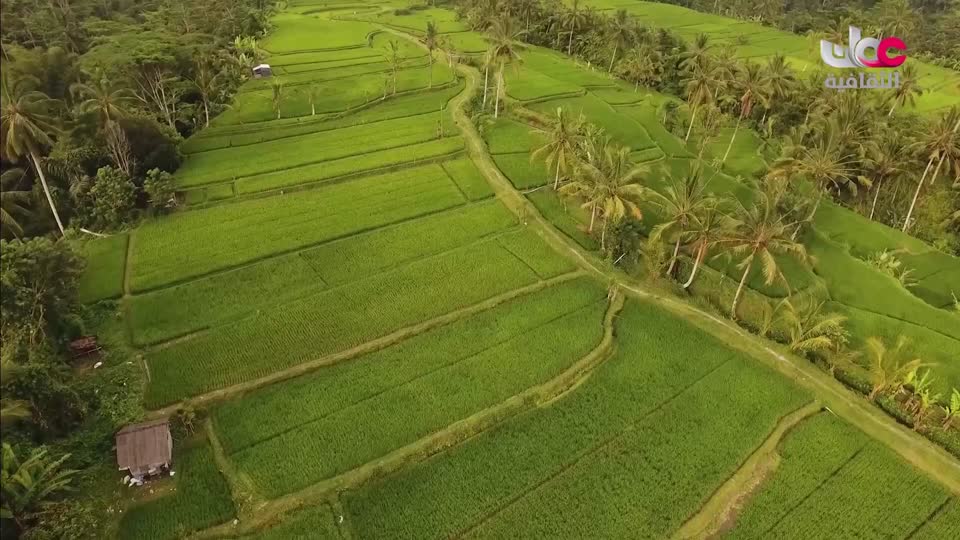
115, 419, 173, 481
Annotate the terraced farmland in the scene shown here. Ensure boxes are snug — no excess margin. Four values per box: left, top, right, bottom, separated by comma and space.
77, 2, 959, 539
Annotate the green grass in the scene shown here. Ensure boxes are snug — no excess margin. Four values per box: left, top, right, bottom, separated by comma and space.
178, 112, 456, 187
77, 234, 127, 303
529, 94, 657, 151
441, 157, 494, 200
133, 165, 466, 291
218, 279, 607, 497
247, 504, 340, 539
118, 442, 234, 540
728, 413, 949, 538
144, 238, 545, 407
911, 500, 960, 539
342, 298, 808, 539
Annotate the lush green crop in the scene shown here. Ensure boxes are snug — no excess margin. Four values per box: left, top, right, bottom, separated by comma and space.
216, 280, 606, 496
118, 442, 234, 540
342, 299, 808, 539
300, 200, 516, 286
183, 83, 462, 153
77, 234, 127, 303
526, 189, 598, 250
444, 31, 489, 53
497, 228, 576, 278
348, 6, 468, 35
759, 441, 948, 538
133, 165, 466, 291
177, 112, 456, 186
529, 94, 657, 151
145, 238, 544, 406
492, 153, 551, 189
521, 48, 614, 88
614, 103, 690, 157
483, 117, 543, 154
911, 500, 960, 539
231, 137, 464, 195
505, 67, 582, 102
128, 253, 325, 346
213, 277, 604, 453
261, 13, 374, 53
249, 504, 341, 539
441, 158, 494, 200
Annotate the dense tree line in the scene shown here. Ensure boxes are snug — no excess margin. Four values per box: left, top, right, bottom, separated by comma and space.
1, 1, 271, 537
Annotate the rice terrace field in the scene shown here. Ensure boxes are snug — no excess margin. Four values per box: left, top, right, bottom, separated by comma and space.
71, 0, 960, 538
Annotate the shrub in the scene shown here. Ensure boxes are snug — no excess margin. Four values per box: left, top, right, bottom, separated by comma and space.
143, 169, 177, 214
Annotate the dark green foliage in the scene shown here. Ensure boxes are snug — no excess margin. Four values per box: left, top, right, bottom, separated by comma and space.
4, 362, 89, 439
0, 237, 84, 349
143, 169, 177, 213
80, 166, 137, 231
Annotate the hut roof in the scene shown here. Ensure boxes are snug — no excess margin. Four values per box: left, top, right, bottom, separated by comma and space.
116, 419, 172, 472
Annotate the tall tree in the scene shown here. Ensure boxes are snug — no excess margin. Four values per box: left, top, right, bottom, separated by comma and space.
560, 141, 647, 249
721, 191, 808, 317
606, 9, 632, 73
887, 64, 923, 117
648, 167, 714, 276
423, 21, 439, 89
621, 44, 661, 92
70, 72, 135, 129
865, 335, 923, 400
191, 57, 222, 128
864, 134, 912, 220
487, 17, 525, 119
0, 73, 65, 235
681, 203, 728, 289
903, 107, 960, 231
561, 0, 588, 55
682, 60, 721, 143
723, 62, 770, 164
531, 107, 584, 190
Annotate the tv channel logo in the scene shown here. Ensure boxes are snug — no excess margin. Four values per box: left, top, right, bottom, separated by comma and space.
820, 26, 906, 68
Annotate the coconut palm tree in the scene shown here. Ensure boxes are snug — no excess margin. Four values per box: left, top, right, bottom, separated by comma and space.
903, 107, 960, 232
561, 0, 588, 55
0, 168, 32, 239
777, 299, 849, 355
864, 134, 912, 220
384, 40, 404, 96
191, 58, 222, 127
681, 203, 728, 289
423, 21, 439, 88
0, 73, 65, 235
270, 78, 284, 119
680, 33, 712, 74
682, 60, 722, 143
487, 17, 525, 119
606, 9, 632, 73
723, 62, 771, 164
560, 142, 647, 249
865, 335, 924, 400
531, 107, 584, 190
621, 44, 661, 92
721, 191, 808, 317
648, 167, 714, 276
70, 72, 136, 129
887, 64, 922, 117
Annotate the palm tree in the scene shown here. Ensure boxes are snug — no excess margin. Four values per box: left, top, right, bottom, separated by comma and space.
682, 61, 722, 142
680, 33, 712, 74
621, 44, 661, 92
560, 142, 647, 249
0, 353, 30, 426
681, 203, 728, 288
531, 107, 583, 190
1, 168, 32, 239
607, 9, 632, 73
0, 73, 65, 235
423, 22, 439, 89
191, 58, 222, 127
887, 64, 922, 116
903, 107, 960, 232
876, 0, 916, 41
648, 167, 714, 276
488, 17, 525, 119
777, 299, 849, 355
270, 78, 284, 119
865, 336, 923, 400
0, 443, 77, 531
561, 0, 588, 55
723, 62, 770, 164
763, 54, 796, 107
384, 40, 404, 96
864, 134, 912, 220
721, 191, 808, 317
70, 72, 135, 129
306, 84, 320, 116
